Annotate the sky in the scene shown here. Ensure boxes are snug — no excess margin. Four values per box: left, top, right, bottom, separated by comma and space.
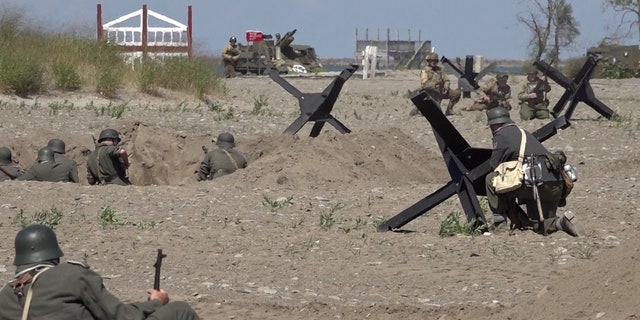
6, 0, 637, 60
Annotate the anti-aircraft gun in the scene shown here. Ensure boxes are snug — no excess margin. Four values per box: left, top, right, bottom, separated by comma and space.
235, 28, 322, 75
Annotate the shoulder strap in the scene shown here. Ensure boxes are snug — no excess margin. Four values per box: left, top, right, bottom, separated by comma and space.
18, 266, 52, 320
517, 128, 527, 162
221, 149, 239, 170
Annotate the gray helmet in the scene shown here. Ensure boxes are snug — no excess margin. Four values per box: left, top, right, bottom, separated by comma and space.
47, 139, 66, 154
229, 36, 237, 43
216, 132, 235, 148
486, 107, 512, 125
496, 73, 508, 81
37, 147, 55, 163
0, 147, 11, 165
98, 129, 121, 143
14, 224, 64, 265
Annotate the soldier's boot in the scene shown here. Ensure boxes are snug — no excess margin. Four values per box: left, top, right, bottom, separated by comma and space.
492, 213, 507, 227
555, 211, 579, 237
445, 104, 455, 116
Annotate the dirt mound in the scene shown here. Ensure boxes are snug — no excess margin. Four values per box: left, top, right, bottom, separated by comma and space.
234, 126, 449, 190
7, 123, 448, 187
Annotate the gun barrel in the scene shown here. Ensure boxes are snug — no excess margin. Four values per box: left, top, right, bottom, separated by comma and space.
153, 249, 167, 290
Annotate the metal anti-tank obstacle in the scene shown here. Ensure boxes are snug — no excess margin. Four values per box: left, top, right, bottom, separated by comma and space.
269, 64, 359, 137
377, 54, 614, 232
440, 55, 496, 98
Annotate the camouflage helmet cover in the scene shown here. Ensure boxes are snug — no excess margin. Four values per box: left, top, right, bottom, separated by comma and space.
486, 107, 513, 125
14, 224, 64, 265
47, 138, 66, 154
0, 146, 12, 165
496, 73, 508, 81
216, 132, 235, 148
98, 129, 121, 143
425, 52, 439, 61
37, 147, 55, 162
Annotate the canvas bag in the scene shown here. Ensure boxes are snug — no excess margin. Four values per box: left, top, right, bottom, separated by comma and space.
492, 128, 527, 194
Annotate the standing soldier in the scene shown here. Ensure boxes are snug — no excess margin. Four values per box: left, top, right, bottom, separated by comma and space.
86, 129, 131, 186
410, 52, 461, 116
465, 73, 512, 111
222, 36, 241, 78
17, 147, 65, 182
0, 146, 23, 181
0, 224, 202, 320
47, 138, 79, 183
517, 70, 551, 120
197, 132, 247, 181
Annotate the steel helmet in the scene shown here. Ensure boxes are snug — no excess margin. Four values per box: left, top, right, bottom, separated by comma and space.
486, 107, 512, 125
216, 132, 235, 148
425, 52, 439, 61
14, 224, 64, 265
98, 129, 121, 143
36, 147, 55, 163
229, 36, 237, 43
47, 138, 66, 154
0, 146, 11, 165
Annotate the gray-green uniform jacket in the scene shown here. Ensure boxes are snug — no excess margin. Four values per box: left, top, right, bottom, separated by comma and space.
0, 164, 22, 181
17, 161, 60, 182
197, 147, 247, 181
486, 123, 565, 233
86, 144, 131, 186
53, 153, 79, 183
0, 262, 200, 320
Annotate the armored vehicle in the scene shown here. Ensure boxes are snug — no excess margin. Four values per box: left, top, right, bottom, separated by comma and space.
235, 29, 322, 75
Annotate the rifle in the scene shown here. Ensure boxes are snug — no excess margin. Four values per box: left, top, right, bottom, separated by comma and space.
527, 59, 554, 108
153, 249, 167, 290
525, 154, 546, 223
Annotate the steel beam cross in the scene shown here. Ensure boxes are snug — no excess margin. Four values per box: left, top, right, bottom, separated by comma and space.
378, 55, 614, 232
269, 64, 358, 137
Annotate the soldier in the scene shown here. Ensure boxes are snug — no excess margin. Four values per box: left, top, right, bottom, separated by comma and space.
0, 224, 201, 320
86, 129, 131, 186
410, 52, 461, 116
465, 73, 512, 111
17, 147, 66, 182
484, 107, 578, 237
516, 70, 551, 120
221, 36, 241, 78
197, 132, 247, 181
47, 138, 79, 183
0, 146, 23, 181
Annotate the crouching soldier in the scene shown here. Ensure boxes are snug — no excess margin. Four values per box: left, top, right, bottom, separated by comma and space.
197, 132, 247, 181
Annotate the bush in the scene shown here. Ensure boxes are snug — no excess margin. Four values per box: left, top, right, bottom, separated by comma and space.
0, 54, 44, 96
52, 60, 81, 91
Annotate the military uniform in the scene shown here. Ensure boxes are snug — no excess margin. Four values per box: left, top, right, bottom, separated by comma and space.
52, 153, 79, 182
466, 76, 511, 111
483, 107, 577, 236
197, 148, 247, 181
0, 164, 22, 181
516, 74, 551, 120
1, 224, 200, 320
0, 262, 200, 320
17, 161, 59, 182
0, 147, 22, 181
86, 143, 131, 186
485, 120, 573, 235
222, 37, 241, 78
418, 64, 461, 115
